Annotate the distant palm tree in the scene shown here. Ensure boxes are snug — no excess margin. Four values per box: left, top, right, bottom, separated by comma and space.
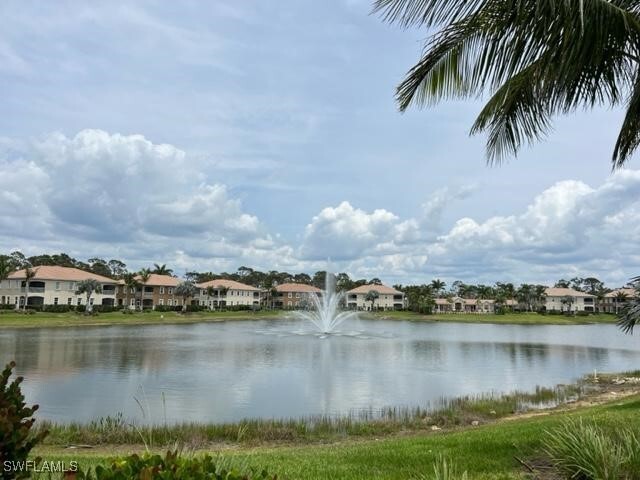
206, 286, 215, 310
560, 296, 574, 314
137, 268, 151, 310
175, 281, 198, 312
374, 0, 640, 168
76, 279, 102, 313
22, 266, 36, 310
123, 273, 139, 310
614, 291, 630, 315
365, 290, 380, 311
152, 264, 173, 276
431, 279, 446, 295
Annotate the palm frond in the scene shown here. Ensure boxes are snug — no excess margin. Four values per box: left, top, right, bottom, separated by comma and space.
385, 0, 640, 165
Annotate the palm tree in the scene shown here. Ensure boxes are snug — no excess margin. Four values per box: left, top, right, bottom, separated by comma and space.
619, 277, 640, 333
22, 266, 36, 310
365, 290, 380, 311
152, 264, 173, 276
76, 279, 102, 313
137, 268, 151, 310
218, 287, 229, 308
374, 0, 640, 168
431, 279, 446, 296
560, 296, 574, 314
123, 273, 139, 310
614, 291, 630, 315
206, 286, 215, 310
174, 281, 198, 312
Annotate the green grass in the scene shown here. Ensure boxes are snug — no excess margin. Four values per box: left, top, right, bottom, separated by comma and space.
33, 396, 640, 479
0, 309, 282, 329
374, 310, 618, 325
0, 309, 618, 329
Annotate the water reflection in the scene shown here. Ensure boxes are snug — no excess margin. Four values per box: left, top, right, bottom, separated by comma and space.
0, 320, 639, 424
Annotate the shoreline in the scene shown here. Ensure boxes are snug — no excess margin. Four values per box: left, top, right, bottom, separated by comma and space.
0, 310, 619, 329
32, 372, 640, 479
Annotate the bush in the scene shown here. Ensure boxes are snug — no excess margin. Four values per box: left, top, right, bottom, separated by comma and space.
544, 419, 637, 480
75, 305, 86, 313
0, 304, 16, 311
75, 450, 276, 480
0, 361, 48, 479
576, 311, 590, 317
43, 305, 73, 313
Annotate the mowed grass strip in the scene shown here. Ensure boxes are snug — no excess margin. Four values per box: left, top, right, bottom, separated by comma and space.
34, 396, 640, 480
374, 310, 617, 325
0, 309, 282, 329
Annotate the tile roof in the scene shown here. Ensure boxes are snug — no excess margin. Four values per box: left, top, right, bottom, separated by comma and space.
346, 284, 403, 295
605, 288, 637, 298
138, 274, 180, 287
544, 287, 595, 298
197, 279, 260, 291
275, 283, 322, 293
8, 265, 116, 283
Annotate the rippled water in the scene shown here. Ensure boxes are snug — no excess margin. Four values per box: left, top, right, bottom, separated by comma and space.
1, 318, 639, 424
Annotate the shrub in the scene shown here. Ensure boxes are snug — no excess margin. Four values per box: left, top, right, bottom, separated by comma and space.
0, 361, 48, 479
43, 305, 73, 313
544, 419, 630, 480
76, 305, 86, 313
75, 450, 276, 480
576, 311, 590, 317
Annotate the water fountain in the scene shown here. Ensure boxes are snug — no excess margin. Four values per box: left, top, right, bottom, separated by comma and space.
294, 272, 358, 334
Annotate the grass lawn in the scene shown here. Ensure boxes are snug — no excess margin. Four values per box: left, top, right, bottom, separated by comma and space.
34, 395, 640, 479
374, 310, 618, 325
0, 309, 282, 329
0, 309, 618, 329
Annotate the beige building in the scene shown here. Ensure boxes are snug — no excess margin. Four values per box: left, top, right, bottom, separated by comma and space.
345, 284, 405, 311
544, 287, 596, 312
197, 279, 262, 308
600, 288, 637, 314
273, 283, 322, 309
0, 265, 118, 308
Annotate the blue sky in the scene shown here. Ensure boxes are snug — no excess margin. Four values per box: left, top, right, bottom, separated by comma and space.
1, 0, 639, 286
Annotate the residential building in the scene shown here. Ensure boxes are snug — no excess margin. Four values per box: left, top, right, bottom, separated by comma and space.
600, 288, 637, 314
197, 279, 262, 308
0, 266, 118, 308
345, 284, 405, 310
116, 274, 182, 309
543, 287, 596, 312
434, 297, 494, 313
273, 283, 322, 309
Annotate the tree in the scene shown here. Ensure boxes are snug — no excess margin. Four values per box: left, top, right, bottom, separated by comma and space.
365, 290, 380, 311
123, 273, 139, 310
137, 268, 151, 311
88, 258, 111, 278
374, 0, 640, 168
108, 259, 128, 279
22, 266, 36, 311
152, 264, 173, 276
0, 256, 11, 287
76, 279, 102, 313
554, 279, 571, 288
560, 295, 574, 314
174, 281, 198, 312
619, 277, 640, 333
206, 286, 216, 310
431, 279, 446, 295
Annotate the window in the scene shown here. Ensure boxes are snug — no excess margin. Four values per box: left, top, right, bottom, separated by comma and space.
69, 282, 74, 290
55, 282, 60, 290
77, 298, 82, 305
288, 292, 292, 298
288, 301, 292, 306
130, 298, 135, 306
89, 298, 94, 305
160, 287, 165, 294
168, 299, 173, 306
168, 288, 173, 294
67, 298, 72, 305
54, 297, 59, 305
295, 293, 300, 298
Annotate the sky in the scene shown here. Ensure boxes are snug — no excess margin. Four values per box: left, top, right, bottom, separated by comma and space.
1, 0, 639, 287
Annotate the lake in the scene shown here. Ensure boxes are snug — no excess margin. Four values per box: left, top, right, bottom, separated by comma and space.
1, 318, 639, 424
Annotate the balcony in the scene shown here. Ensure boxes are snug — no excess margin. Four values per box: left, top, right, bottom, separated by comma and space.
102, 288, 117, 296
20, 286, 45, 293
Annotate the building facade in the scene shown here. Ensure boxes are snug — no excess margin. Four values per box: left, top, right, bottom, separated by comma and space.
116, 274, 184, 309
197, 279, 262, 308
273, 283, 322, 309
600, 288, 637, 314
345, 284, 405, 310
543, 287, 596, 312
0, 266, 118, 308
